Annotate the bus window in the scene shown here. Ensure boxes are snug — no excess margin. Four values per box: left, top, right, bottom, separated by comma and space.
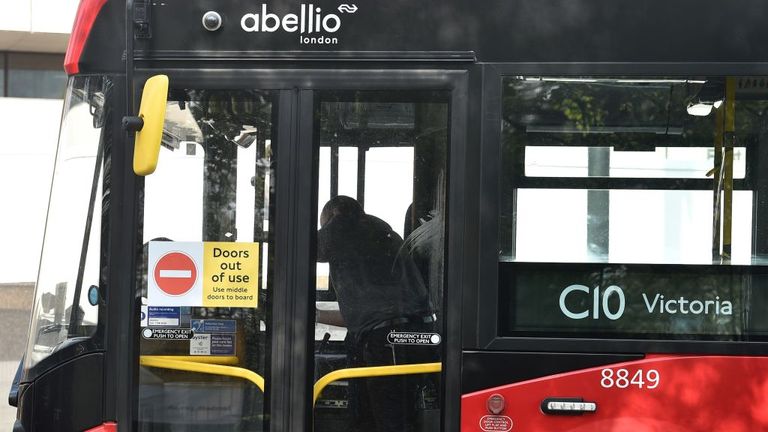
498, 76, 768, 340
313, 91, 448, 432
23, 75, 111, 371
137, 89, 275, 431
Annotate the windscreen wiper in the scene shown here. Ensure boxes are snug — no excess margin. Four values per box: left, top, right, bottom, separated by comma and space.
68, 127, 105, 337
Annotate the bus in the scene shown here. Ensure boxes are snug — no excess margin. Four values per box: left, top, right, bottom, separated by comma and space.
10, 0, 768, 430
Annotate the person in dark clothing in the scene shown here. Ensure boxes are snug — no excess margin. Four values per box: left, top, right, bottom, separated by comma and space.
316, 195, 438, 432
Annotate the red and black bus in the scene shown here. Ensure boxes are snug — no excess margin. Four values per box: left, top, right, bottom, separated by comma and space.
10, 0, 768, 431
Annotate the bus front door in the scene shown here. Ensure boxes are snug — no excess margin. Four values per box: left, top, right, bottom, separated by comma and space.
133, 71, 465, 432
311, 89, 450, 432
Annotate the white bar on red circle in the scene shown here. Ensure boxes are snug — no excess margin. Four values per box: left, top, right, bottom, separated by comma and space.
148, 241, 204, 307
159, 270, 192, 278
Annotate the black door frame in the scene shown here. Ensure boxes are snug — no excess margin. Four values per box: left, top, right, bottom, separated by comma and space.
125, 67, 469, 432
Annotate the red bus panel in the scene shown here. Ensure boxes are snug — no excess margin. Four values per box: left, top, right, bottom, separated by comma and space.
462, 355, 768, 431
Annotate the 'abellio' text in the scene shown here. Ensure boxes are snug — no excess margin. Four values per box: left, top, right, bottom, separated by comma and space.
241, 4, 343, 45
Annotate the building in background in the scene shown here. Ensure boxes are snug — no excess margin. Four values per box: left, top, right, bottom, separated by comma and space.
0, 0, 78, 428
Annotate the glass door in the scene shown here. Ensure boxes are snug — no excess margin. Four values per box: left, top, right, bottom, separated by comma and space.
312, 90, 450, 432
136, 89, 276, 431
130, 72, 463, 432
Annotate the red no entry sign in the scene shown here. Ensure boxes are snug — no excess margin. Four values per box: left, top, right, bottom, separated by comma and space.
153, 251, 198, 296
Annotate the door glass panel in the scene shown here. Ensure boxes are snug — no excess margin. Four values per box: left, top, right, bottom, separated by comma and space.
137, 89, 276, 431
313, 91, 449, 432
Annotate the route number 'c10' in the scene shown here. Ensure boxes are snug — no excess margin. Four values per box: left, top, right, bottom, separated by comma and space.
559, 285, 626, 320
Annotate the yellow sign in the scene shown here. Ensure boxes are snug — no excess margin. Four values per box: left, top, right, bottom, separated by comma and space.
203, 242, 259, 308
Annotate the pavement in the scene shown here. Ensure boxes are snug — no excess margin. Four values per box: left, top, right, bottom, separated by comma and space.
0, 284, 33, 430
1, 360, 20, 430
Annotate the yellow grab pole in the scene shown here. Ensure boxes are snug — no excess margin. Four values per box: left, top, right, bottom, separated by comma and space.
313, 362, 442, 405
723, 77, 736, 259
141, 357, 440, 403
712, 103, 724, 260
140, 355, 265, 392
140, 355, 239, 365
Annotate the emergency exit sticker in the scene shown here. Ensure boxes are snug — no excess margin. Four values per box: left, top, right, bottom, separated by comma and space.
148, 241, 259, 308
387, 331, 441, 346
479, 415, 513, 432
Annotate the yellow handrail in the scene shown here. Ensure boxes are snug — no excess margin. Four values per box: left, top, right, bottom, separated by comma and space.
313, 362, 442, 404
140, 356, 440, 403
143, 355, 239, 365
140, 355, 265, 392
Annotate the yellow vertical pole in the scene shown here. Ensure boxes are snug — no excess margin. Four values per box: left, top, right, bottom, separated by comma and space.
723, 77, 736, 260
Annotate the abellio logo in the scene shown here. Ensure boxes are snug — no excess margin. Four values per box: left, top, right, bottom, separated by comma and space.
240, 4, 358, 46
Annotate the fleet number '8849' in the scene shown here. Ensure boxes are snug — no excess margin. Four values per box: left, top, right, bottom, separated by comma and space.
600, 368, 660, 389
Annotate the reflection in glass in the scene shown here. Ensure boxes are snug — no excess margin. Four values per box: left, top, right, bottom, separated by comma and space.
501, 76, 768, 265
525, 146, 746, 179
313, 91, 448, 432
499, 76, 768, 342
24, 76, 111, 370
138, 89, 275, 432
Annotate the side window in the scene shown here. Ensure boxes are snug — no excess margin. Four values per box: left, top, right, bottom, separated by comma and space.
137, 89, 276, 432
313, 91, 449, 432
498, 76, 768, 340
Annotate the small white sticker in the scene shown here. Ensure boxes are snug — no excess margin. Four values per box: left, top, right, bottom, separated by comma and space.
147, 306, 181, 327
386, 331, 441, 346
140, 305, 148, 327
190, 334, 211, 355
141, 328, 193, 340
479, 415, 513, 432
